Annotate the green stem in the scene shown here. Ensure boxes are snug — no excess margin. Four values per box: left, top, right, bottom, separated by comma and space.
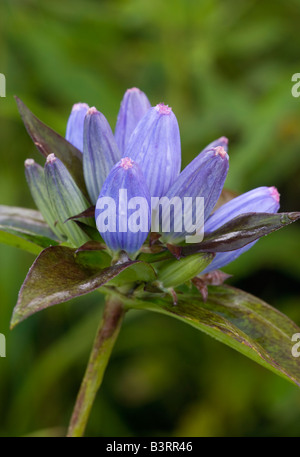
67, 296, 125, 437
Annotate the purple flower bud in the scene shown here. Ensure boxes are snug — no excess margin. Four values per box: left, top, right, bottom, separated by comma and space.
115, 87, 151, 154
65, 103, 89, 152
160, 146, 229, 243
83, 107, 121, 205
124, 103, 181, 198
205, 136, 229, 152
201, 186, 280, 273
95, 157, 151, 256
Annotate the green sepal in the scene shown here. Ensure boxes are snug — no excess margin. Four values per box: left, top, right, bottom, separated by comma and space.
157, 252, 215, 288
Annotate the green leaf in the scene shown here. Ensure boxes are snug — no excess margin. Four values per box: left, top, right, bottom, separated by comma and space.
74, 241, 156, 287
11, 246, 155, 327
125, 285, 300, 387
107, 262, 156, 287
0, 226, 58, 251
0, 205, 59, 254
75, 241, 112, 270
0, 205, 58, 239
157, 252, 215, 288
0, 229, 43, 255
174, 212, 300, 257
74, 221, 103, 242
15, 97, 88, 199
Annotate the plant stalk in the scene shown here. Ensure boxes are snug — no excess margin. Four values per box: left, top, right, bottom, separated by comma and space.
67, 296, 125, 437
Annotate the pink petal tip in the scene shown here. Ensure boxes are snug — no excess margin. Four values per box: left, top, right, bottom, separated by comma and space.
214, 146, 227, 158
155, 103, 172, 115
120, 157, 134, 170
269, 186, 280, 203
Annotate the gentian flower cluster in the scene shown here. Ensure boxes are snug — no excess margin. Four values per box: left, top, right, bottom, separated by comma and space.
25, 87, 280, 281
11, 88, 300, 436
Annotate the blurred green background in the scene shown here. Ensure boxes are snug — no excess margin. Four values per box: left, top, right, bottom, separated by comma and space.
0, 0, 300, 437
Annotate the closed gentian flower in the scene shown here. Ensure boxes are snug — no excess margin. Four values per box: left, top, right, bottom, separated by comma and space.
200, 186, 280, 273
115, 87, 151, 154
66, 103, 89, 152
83, 107, 121, 205
159, 146, 229, 243
206, 136, 229, 151
25, 159, 66, 240
45, 154, 91, 247
95, 157, 151, 256
124, 103, 181, 198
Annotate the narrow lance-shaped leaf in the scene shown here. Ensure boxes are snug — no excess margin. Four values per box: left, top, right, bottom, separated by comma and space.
124, 285, 300, 387
11, 245, 156, 327
0, 205, 58, 254
15, 97, 89, 199
170, 212, 300, 258
0, 205, 57, 239
0, 230, 44, 255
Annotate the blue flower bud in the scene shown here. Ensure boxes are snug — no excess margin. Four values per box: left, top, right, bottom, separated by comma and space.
205, 136, 228, 151
83, 107, 121, 205
159, 146, 229, 243
95, 157, 151, 256
124, 103, 181, 198
201, 186, 280, 273
115, 87, 151, 154
65, 103, 89, 152
45, 154, 91, 247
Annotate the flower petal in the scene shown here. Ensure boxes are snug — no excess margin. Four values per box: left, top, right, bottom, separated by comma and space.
201, 186, 280, 273
115, 87, 151, 154
160, 146, 229, 243
83, 107, 121, 204
124, 103, 181, 198
95, 157, 151, 255
65, 103, 89, 152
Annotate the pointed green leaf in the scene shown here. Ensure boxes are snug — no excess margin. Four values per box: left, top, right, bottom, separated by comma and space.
15, 97, 88, 199
0, 226, 58, 251
74, 241, 156, 286
11, 246, 154, 327
0, 229, 43, 255
74, 221, 103, 242
0, 205, 58, 239
175, 212, 300, 257
0, 205, 59, 253
107, 262, 156, 287
125, 285, 300, 387
75, 241, 112, 270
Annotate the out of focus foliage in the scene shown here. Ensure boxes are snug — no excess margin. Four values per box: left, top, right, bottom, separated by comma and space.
0, 0, 299, 437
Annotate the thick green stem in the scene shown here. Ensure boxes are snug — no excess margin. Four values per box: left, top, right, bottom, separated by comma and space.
67, 296, 125, 437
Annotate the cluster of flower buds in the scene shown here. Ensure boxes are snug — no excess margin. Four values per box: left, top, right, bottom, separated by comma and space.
25, 87, 281, 283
